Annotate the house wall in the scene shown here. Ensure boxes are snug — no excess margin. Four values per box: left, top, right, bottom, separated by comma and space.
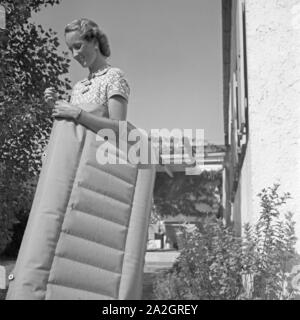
243, 0, 300, 252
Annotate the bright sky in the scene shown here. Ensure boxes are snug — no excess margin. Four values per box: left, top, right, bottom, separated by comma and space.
31, 0, 224, 144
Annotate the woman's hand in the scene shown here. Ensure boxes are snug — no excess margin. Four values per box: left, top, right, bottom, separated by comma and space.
44, 87, 58, 108
53, 100, 82, 120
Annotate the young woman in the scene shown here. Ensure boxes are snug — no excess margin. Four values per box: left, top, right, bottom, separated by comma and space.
6, 19, 156, 301
45, 18, 130, 133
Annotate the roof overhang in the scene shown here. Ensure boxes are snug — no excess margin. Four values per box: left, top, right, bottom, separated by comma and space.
156, 150, 225, 175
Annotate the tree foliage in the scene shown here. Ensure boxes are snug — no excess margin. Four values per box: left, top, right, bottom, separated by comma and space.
153, 143, 224, 219
153, 169, 223, 219
0, 0, 71, 254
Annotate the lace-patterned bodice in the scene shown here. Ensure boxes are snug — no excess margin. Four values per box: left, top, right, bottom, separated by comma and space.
70, 66, 130, 117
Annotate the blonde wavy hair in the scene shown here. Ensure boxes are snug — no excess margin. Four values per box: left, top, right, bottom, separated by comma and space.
65, 18, 111, 57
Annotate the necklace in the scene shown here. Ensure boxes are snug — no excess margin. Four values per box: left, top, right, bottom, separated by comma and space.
88, 64, 111, 80
80, 64, 111, 94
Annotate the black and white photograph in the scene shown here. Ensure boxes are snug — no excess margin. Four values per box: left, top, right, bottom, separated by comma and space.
1, 0, 300, 306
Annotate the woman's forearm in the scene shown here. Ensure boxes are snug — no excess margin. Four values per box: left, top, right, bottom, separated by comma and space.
76, 109, 137, 140
76, 109, 120, 135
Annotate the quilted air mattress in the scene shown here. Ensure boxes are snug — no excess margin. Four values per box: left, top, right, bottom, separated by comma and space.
6, 118, 156, 300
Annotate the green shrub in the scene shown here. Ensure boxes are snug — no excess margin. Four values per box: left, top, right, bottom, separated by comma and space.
153, 184, 299, 300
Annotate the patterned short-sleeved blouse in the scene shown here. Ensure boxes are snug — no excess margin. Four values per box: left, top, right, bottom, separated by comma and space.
42, 66, 129, 162
70, 66, 130, 117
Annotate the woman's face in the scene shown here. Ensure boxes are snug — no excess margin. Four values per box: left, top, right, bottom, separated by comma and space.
65, 30, 97, 68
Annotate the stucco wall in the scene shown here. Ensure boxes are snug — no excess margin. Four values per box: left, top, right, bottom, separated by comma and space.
245, 0, 300, 251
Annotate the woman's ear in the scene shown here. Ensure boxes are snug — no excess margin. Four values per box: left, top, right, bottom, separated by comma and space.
92, 38, 99, 50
